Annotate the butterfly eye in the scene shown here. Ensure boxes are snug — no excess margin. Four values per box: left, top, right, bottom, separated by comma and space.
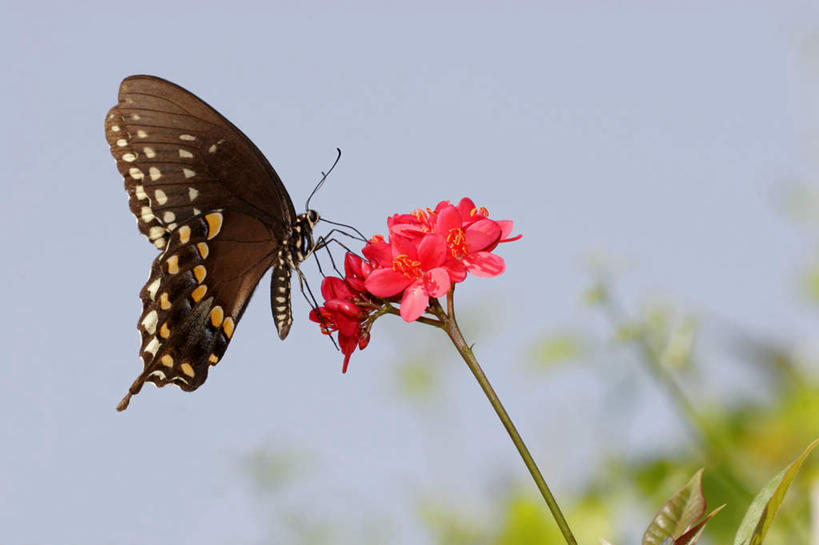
307, 210, 319, 225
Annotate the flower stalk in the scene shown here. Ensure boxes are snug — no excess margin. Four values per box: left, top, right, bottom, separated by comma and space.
429, 292, 578, 545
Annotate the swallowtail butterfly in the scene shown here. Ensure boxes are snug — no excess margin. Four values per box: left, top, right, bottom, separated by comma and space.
105, 75, 319, 411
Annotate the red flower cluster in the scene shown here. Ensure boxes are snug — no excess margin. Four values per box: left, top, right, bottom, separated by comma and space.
310, 198, 520, 371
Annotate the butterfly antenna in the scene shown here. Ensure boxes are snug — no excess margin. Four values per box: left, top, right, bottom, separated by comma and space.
305, 148, 342, 211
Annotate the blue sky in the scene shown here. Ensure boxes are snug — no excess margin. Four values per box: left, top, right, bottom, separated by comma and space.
2, 2, 817, 543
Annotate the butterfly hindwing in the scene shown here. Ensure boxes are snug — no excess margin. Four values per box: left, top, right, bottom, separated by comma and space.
117, 210, 279, 410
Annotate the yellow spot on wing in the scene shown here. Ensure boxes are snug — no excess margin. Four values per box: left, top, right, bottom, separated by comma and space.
190, 284, 207, 302
223, 317, 235, 338
166, 255, 179, 275
161, 354, 174, 367
178, 225, 191, 244
180, 362, 195, 377
210, 306, 224, 327
193, 265, 206, 283
159, 322, 170, 339
196, 242, 209, 259
160, 292, 171, 310
205, 212, 223, 240
209, 354, 219, 364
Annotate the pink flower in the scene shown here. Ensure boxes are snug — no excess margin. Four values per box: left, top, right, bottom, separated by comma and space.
365, 233, 452, 322
310, 197, 520, 366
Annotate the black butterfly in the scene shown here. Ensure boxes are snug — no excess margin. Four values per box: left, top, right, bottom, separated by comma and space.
105, 75, 319, 411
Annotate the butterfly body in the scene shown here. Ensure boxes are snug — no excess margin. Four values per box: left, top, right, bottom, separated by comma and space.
105, 75, 317, 410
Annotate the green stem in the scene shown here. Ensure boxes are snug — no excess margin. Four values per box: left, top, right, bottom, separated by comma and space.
430, 293, 578, 545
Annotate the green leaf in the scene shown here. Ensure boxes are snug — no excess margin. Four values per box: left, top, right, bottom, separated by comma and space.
733, 437, 819, 545
583, 282, 609, 306
674, 505, 724, 545
530, 333, 583, 368
642, 469, 706, 545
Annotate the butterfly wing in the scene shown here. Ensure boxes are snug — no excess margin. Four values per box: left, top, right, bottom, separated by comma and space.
104, 75, 297, 250
117, 210, 278, 410
105, 75, 301, 410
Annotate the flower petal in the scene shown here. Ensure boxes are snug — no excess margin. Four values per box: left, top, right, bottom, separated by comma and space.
424, 267, 451, 298
435, 204, 462, 233
338, 334, 358, 373
444, 258, 468, 283
417, 233, 447, 269
464, 251, 506, 277
456, 197, 477, 219
326, 299, 365, 319
321, 277, 354, 301
465, 219, 502, 252
365, 268, 412, 297
362, 238, 392, 267
399, 281, 429, 322
344, 253, 363, 278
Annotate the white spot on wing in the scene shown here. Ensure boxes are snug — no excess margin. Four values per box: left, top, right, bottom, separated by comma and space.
154, 189, 168, 205
183, 168, 196, 179
163, 211, 175, 223
149, 167, 161, 181
179, 149, 193, 159
143, 147, 156, 158
141, 310, 158, 335
137, 130, 148, 138
116, 138, 127, 147
129, 167, 144, 180
111, 125, 120, 132
140, 206, 154, 223
146, 277, 160, 300
188, 187, 199, 201
179, 134, 196, 141
135, 185, 148, 200
149, 226, 165, 240
144, 337, 160, 356
122, 152, 137, 162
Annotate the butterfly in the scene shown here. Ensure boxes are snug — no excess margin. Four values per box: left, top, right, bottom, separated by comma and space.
105, 75, 319, 411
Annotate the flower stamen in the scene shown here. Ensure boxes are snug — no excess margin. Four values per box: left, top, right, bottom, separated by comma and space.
447, 227, 468, 259
392, 254, 423, 279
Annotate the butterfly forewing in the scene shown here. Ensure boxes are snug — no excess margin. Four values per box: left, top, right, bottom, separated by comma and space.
106, 76, 310, 411
104, 75, 296, 249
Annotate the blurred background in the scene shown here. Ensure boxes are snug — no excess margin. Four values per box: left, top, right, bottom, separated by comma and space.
2, 2, 819, 544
